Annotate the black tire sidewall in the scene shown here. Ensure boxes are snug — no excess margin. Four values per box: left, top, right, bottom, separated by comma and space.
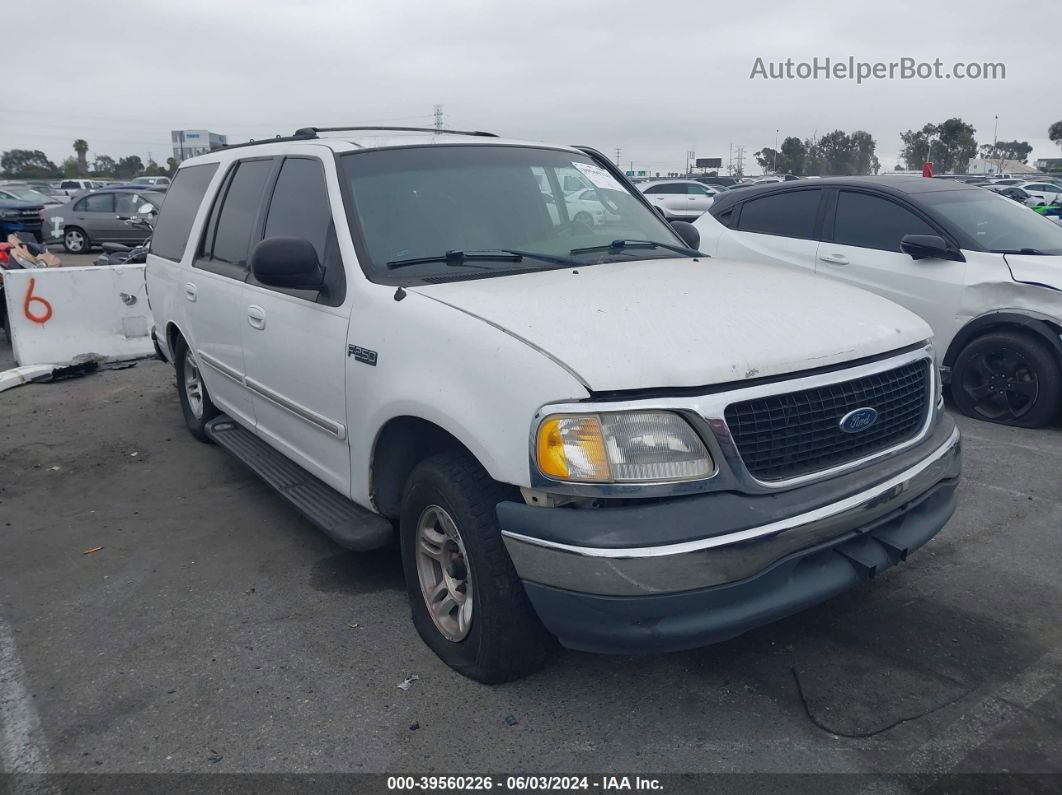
399, 451, 553, 683
951, 331, 1062, 427
174, 337, 217, 441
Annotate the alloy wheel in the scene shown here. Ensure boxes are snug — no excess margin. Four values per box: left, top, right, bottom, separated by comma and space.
960, 347, 1039, 422
415, 504, 473, 642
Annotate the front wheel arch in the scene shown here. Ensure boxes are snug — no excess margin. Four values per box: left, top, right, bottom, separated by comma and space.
943, 312, 1062, 376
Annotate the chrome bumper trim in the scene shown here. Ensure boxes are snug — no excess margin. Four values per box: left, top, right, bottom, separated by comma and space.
503, 425, 960, 596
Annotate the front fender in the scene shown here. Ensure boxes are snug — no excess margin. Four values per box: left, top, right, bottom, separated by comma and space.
346, 287, 589, 505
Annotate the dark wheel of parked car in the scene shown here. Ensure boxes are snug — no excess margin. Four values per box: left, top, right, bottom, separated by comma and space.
174, 336, 219, 442
572, 210, 594, 227
951, 331, 1062, 427
399, 450, 555, 683
63, 227, 88, 254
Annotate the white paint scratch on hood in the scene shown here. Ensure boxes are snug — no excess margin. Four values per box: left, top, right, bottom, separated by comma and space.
411, 257, 931, 392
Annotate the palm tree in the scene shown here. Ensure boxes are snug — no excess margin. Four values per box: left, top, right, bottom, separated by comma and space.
73, 139, 89, 177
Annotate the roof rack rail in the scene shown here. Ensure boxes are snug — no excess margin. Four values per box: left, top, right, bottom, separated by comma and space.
220, 132, 317, 151
294, 125, 498, 138
216, 125, 499, 154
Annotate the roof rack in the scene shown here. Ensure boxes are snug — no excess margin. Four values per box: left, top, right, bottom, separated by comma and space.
294, 125, 498, 138
218, 125, 498, 154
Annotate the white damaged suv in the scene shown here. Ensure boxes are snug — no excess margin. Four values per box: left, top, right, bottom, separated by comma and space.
147, 127, 961, 682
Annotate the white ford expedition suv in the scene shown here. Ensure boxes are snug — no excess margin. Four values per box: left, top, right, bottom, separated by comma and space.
147, 126, 961, 683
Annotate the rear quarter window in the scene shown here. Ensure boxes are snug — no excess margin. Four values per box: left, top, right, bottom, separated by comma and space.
736, 189, 822, 239
150, 163, 219, 262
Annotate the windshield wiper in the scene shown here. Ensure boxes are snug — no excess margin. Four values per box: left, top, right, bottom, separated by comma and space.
992, 248, 1048, 255
387, 248, 575, 270
569, 239, 701, 257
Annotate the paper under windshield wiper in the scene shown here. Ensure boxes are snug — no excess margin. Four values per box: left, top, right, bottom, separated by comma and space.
386, 249, 574, 270
569, 239, 701, 257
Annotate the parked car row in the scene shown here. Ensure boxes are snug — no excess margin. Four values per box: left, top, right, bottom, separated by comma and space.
695, 176, 1062, 427
146, 127, 967, 684
41, 189, 163, 252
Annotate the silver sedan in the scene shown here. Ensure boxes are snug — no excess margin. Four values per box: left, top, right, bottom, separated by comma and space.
41, 190, 163, 253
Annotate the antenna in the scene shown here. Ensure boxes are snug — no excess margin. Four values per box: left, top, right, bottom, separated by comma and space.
434, 104, 444, 131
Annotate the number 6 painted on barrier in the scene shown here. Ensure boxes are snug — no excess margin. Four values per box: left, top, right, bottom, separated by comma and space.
23, 277, 54, 324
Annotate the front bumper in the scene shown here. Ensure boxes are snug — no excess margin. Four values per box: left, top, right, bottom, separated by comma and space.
499, 419, 960, 653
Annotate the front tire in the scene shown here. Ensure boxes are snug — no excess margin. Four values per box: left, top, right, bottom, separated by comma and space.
174, 336, 219, 441
399, 450, 555, 683
63, 227, 88, 253
951, 331, 1061, 427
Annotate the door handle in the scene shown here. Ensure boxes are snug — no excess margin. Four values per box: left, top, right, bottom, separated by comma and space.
183, 282, 197, 302
819, 253, 849, 266
247, 305, 266, 330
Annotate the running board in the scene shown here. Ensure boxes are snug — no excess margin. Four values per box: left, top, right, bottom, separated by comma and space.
205, 416, 393, 551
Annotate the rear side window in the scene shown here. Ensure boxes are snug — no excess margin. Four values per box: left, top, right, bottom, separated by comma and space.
208, 159, 274, 266
151, 163, 218, 262
76, 193, 114, 213
737, 189, 821, 238
644, 184, 684, 194
832, 191, 935, 252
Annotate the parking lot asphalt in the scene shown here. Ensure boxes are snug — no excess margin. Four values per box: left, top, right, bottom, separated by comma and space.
1, 353, 1060, 787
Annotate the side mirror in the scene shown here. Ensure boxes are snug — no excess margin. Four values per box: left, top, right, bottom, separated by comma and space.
250, 237, 324, 290
900, 234, 963, 262
139, 203, 156, 215
670, 220, 701, 251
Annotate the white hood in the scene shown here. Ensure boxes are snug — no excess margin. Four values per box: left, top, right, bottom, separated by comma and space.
1004, 254, 1062, 292
411, 257, 932, 392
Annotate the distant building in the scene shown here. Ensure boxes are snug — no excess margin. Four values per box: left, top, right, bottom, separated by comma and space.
171, 130, 227, 163
1035, 158, 1062, 173
965, 157, 1039, 176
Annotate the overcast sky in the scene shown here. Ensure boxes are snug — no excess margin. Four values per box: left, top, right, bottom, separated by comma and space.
8, 0, 1060, 175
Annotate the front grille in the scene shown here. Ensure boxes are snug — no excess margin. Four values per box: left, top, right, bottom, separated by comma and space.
724, 359, 930, 481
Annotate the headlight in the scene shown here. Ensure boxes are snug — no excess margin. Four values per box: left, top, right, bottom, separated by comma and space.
535, 411, 714, 483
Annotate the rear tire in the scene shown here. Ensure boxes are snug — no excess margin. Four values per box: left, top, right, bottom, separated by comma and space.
951, 331, 1061, 427
174, 336, 219, 442
399, 450, 555, 683
63, 227, 88, 254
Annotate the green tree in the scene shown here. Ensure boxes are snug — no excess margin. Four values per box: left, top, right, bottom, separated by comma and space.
92, 155, 117, 177
900, 124, 934, 170
928, 118, 978, 173
1050, 121, 1062, 148
779, 136, 808, 175
850, 131, 879, 175
815, 130, 856, 175
165, 156, 178, 176
753, 147, 779, 173
61, 157, 80, 178
116, 155, 145, 179
0, 149, 60, 178
979, 140, 1032, 164
143, 159, 165, 176
73, 139, 89, 176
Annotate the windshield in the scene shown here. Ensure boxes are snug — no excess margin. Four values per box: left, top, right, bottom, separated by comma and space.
339, 145, 685, 282
922, 190, 1062, 255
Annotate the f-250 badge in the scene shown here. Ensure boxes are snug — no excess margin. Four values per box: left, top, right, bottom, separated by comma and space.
347, 345, 378, 366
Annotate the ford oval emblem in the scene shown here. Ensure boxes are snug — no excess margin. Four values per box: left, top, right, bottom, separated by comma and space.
839, 407, 878, 433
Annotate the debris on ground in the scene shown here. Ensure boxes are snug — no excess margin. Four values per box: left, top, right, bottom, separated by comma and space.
409, 722, 420, 731
505, 714, 518, 726
82, 546, 103, 555
348, 623, 360, 629
397, 674, 419, 691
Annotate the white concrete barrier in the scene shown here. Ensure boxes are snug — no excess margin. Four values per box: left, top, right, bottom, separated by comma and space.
2, 264, 155, 367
